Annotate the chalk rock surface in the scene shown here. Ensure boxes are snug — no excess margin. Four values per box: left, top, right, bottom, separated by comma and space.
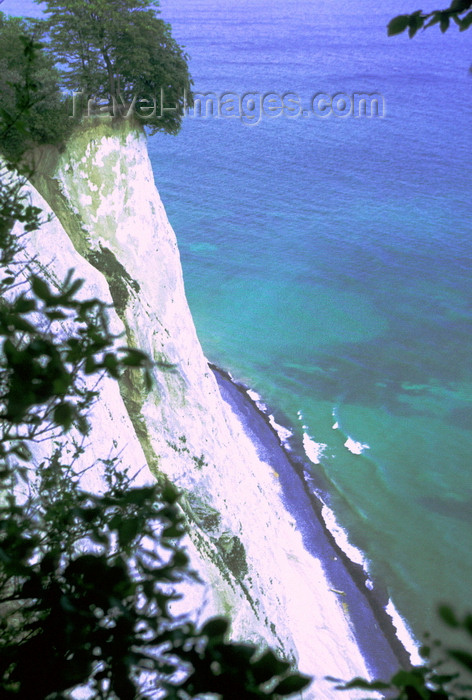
18, 122, 372, 698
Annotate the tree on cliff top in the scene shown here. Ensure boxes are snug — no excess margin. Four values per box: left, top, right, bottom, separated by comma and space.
0, 13, 72, 161
37, 0, 193, 135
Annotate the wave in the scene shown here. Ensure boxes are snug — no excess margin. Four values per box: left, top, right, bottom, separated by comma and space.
320, 491, 422, 667
320, 503, 370, 571
298, 410, 370, 569
302, 432, 327, 465
269, 415, 293, 445
246, 388, 268, 412
217, 373, 415, 668
297, 411, 327, 464
385, 599, 422, 666
331, 408, 370, 455
344, 436, 370, 455
245, 389, 293, 447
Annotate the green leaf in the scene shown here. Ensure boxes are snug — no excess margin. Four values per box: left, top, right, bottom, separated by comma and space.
440, 12, 450, 32
272, 673, 311, 695
14, 296, 36, 313
387, 14, 410, 36
459, 10, 472, 29
162, 522, 185, 539
46, 310, 68, 321
337, 677, 391, 691
250, 649, 290, 684
430, 672, 460, 684
200, 617, 229, 640
438, 604, 459, 627
120, 486, 157, 505
172, 549, 189, 568
408, 12, 425, 38
3, 338, 19, 363
63, 277, 83, 299
450, 0, 472, 11
225, 643, 256, 663
103, 352, 120, 378
31, 274, 52, 302
448, 649, 472, 671
391, 669, 429, 697
117, 518, 140, 547
120, 347, 150, 367
160, 482, 181, 505
424, 13, 442, 29
419, 644, 431, 658
53, 402, 75, 430
144, 367, 153, 391
464, 613, 472, 636
11, 317, 36, 333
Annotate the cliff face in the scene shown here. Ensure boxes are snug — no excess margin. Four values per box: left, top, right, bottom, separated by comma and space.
19, 122, 371, 698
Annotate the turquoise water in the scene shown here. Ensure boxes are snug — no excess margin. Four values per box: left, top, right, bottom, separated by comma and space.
12, 0, 472, 652
147, 0, 472, 649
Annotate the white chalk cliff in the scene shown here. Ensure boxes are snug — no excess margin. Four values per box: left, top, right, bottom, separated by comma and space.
17, 121, 374, 698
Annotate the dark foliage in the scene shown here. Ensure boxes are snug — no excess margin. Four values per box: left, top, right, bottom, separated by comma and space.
39, 0, 193, 135
0, 13, 73, 161
388, 0, 472, 38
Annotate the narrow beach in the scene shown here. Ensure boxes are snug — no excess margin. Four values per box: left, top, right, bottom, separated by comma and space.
211, 363, 411, 683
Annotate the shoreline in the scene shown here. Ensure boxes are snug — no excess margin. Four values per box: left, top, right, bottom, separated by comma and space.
210, 362, 412, 682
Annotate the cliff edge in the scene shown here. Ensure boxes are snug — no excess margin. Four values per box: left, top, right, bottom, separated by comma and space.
18, 121, 373, 698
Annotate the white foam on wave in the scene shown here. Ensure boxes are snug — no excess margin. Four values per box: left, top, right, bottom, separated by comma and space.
246, 390, 293, 445
321, 504, 369, 570
344, 436, 370, 455
297, 410, 322, 458
246, 388, 268, 412
302, 432, 327, 465
268, 415, 293, 444
386, 599, 423, 666
297, 410, 307, 430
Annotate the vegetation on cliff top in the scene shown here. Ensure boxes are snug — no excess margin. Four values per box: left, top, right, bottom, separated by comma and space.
39, 0, 193, 134
0, 13, 72, 162
0, 0, 193, 163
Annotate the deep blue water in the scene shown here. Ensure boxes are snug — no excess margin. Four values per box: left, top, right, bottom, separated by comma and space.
12, 0, 472, 651
148, 0, 472, 649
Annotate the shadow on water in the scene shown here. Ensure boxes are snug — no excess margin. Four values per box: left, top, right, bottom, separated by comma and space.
418, 495, 472, 524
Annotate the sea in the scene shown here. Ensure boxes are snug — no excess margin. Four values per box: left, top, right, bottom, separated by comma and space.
11, 0, 472, 658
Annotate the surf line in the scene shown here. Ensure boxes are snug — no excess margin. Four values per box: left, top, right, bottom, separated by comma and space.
209, 362, 413, 678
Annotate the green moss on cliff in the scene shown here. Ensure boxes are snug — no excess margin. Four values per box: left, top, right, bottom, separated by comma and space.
87, 245, 140, 316
27, 126, 270, 641
183, 492, 222, 533
218, 533, 248, 579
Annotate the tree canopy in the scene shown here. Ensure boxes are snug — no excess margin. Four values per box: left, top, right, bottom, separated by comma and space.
38, 0, 193, 135
0, 13, 72, 161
